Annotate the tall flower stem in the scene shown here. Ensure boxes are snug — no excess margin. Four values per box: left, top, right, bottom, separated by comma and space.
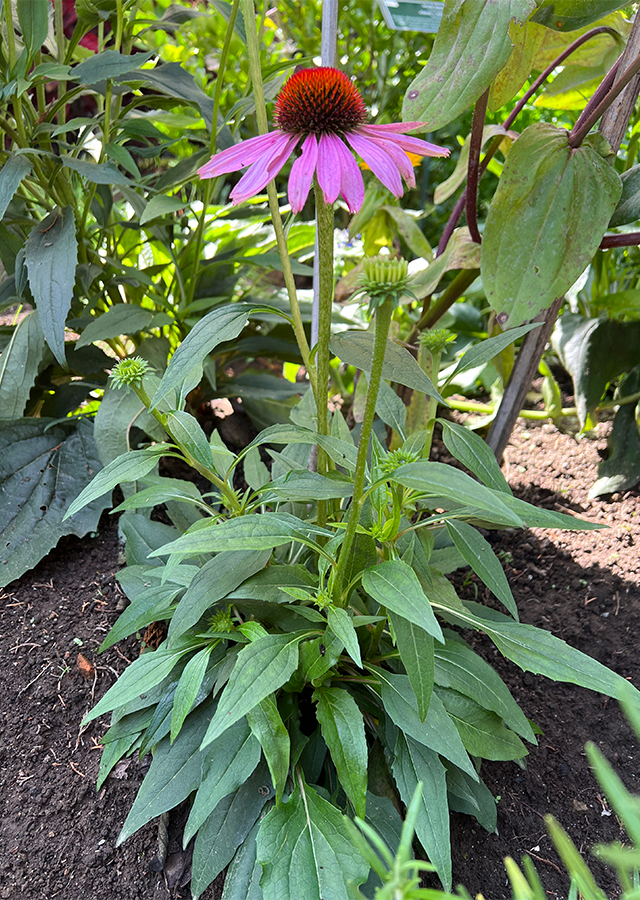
313, 182, 334, 462
466, 88, 489, 245
240, 0, 316, 394
334, 297, 394, 604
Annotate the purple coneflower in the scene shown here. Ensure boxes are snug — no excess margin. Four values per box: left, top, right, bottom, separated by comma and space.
198, 67, 449, 214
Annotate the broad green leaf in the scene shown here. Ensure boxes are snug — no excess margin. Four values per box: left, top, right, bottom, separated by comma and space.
438, 419, 511, 493
388, 611, 434, 721
227, 564, 316, 603
446, 520, 518, 618
0, 311, 46, 419
61, 156, 130, 186
327, 607, 362, 667
128, 62, 217, 130
482, 124, 622, 328
247, 696, 290, 805
256, 774, 369, 900
201, 633, 305, 747
591, 289, 640, 321
71, 49, 155, 85
192, 762, 274, 900
17, 0, 49, 58
375, 379, 407, 439
268, 470, 354, 501
220, 819, 264, 900
97, 733, 138, 790
534, 66, 604, 111
313, 687, 368, 817
64, 444, 172, 518
185, 721, 262, 843
434, 638, 535, 741
140, 194, 186, 224
244, 424, 358, 471
552, 313, 640, 430
436, 687, 527, 760
117, 699, 215, 844
390, 461, 523, 527
532, 1, 630, 31
330, 331, 444, 403
165, 410, 215, 472
93, 380, 165, 473
150, 512, 331, 559
76, 305, 154, 348
119, 511, 177, 567
99, 582, 181, 651
402, 0, 536, 129
362, 560, 443, 642
171, 647, 214, 742
244, 446, 271, 491
0, 418, 109, 588
488, 18, 546, 112
112, 477, 204, 514
0, 154, 33, 221
377, 671, 477, 779
498, 492, 602, 530
210, 430, 237, 476
391, 733, 451, 890
610, 164, 640, 228
84, 646, 190, 724
447, 322, 540, 381
169, 549, 271, 641
24, 206, 78, 366
445, 763, 497, 833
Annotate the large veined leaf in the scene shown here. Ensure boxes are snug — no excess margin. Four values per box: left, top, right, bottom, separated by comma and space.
531, 0, 630, 31
256, 773, 369, 900
436, 686, 527, 760
0, 418, 109, 588
362, 560, 444, 642
402, 0, 536, 129
313, 687, 368, 817
552, 313, 640, 430
24, 206, 78, 366
71, 49, 155, 85
445, 762, 498, 832
0, 311, 47, 419
482, 124, 621, 328
391, 733, 451, 890
0, 154, 33, 220
610, 164, 640, 228
219, 819, 263, 900
247, 696, 290, 805
76, 304, 154, 348
488, 18, 546, 112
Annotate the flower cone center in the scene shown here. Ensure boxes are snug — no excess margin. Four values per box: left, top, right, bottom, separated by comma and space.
275, 67, 367, 135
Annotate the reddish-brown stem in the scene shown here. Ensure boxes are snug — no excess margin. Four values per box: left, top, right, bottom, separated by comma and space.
570, 52, 640, 147
600, 232, 640, 249
466, 88, 489, 244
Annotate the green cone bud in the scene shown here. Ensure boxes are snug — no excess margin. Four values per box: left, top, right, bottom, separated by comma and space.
419, 328, 455, 354
110, 357, 151, 392
358, 255, 414, 313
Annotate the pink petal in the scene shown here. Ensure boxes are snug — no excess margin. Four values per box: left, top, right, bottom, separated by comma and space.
198, 131, 285, 179
345, 131, 403, 198
288, 134, 318, 214
316, 133, 343, 205
360, 121, 428, 134
369, 137, 416, 189
331, 137, 365, 213
357, 125, 449, 158
229, 133, 300, 204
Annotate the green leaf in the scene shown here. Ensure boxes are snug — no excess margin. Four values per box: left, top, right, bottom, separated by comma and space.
590, 377, 640, 498
71, 49, 155, 85
171, 647, 214, 742
76, 305, 154, 348
438, 419, 511, 493
327, 607, 362, 667
119, 511, 177, 567
434, 125, 515, 205
17, 0, 49, 58
165, 410, 215, 472
488, 18, 546, 112
99, 582, 181, 651
313, 687, 368, 817
498, 492, 602, 530
0, 154, 33, 220
201, 633, 305, 747
445, 763, 497, 832
268, 470, 354, 501
24, 206, 78, 366
0, 311, 46, 419
220, 819, 264, 900
118, 699, 215, 844
244, 446, 270, 491
381, 205, 433, 260
0, 418, 109, 588
391, 733, 451, 891
64, 444, 171, 518
128, 62, 216, 130
60, 155, 130, 186
375, 380, 407, 439
140, 194, 186, 224
362, 560, 443, 642
552, 313, 640, 430
257, 773, 369, 900
610, 163, 640, 227
192, 762, 274, 900
531, 1, 630, 31
434, 638, 535, 742
436, 687, 527, 760
330, 330, 444, 403
244, 424, 357, 471
185, 720, 262, 843
482, 124, 622, 328
410, 227, 481, 300
84, 646, 190, 724
446, 520, 518, 618
388, 611, 434, 721
169, 549, 271, 642
402, 0, 536, 129
390, 461, 523, 527
377, 671, 477, 779
247, 696, 290, 805
112, 477, 204, 514
447, 322, 540, 381
227, 564, 316, 604
149, 512, 331, 559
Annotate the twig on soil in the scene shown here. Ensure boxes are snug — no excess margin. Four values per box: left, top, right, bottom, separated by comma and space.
526, 852, 564, 877
17, 662, 51, 696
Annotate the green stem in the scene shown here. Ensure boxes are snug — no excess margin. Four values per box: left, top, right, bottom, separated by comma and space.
334, 297, 394, 604
421, 346, 441, 459
54, 0, 67, 126
240, 0, 316, 393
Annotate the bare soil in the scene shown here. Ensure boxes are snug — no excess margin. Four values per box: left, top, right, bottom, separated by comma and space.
1, 418, 639, 900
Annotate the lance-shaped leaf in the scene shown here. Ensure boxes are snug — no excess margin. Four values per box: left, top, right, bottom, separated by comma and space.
446, 519, 518, 619
0, 418, 109, 588
482, 124, 621, 328
531, 1, 630, 32
256, 773, 369, 900
363, 560, 443, 643
402, 0, 536, 129
76, 304, 154, 348
25, 207, 78, 366
313, 687, 368, 817
0, 311, 47, 419
0, 154, 33, 220
388, 611, 434, 721
436, 686, 527, 760
247, 696, 290, 805
439, 419, 511, 494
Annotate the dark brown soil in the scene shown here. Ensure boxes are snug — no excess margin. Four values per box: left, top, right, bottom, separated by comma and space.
1, 418, 639, 900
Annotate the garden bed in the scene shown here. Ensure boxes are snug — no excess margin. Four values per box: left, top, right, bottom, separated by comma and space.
1, 418, 638, 900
